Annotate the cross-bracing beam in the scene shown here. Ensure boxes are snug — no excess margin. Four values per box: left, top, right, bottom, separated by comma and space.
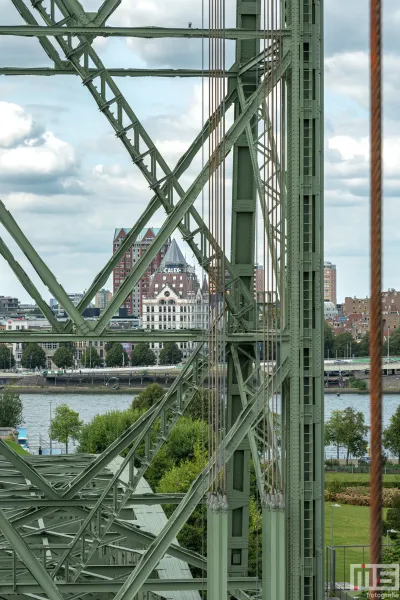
0, 25, 290, 39
0, 238, 61, 331
0, 200, 91, 334
9, 0, 254, 333
112, 361, 288, 600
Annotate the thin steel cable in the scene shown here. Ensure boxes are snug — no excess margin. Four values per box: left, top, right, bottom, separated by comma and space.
369, 0, 383, 580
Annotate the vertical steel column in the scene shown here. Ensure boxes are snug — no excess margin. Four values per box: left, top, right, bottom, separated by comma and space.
285, 0, 324, 598
227, 0, 260, 578
207, 493, 228, 599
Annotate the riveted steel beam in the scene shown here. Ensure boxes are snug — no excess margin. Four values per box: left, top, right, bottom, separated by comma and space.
0, 200, 91, 334
0, 509, 64, 600
0, 25, 290, 39
0, 329, 285, 343
112, 361, 288, 600
0, 238, 61, 331
0, 66, 240, 76
0, 441, 59, 500
94, 53, 290, 333
0, 577, 260, 593
93, 0, 121, 25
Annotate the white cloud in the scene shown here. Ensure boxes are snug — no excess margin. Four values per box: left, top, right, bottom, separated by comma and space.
0, 102, 35, 148
0, 131, 75, 178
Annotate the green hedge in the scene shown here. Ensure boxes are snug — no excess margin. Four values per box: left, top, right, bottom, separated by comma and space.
326, 480, 400, 489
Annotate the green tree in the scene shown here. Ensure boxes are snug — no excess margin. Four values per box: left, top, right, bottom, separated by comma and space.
324, 322, 335, 358
325, 407, 368, 463
146, 417, 210, 490
21, 343, 46, 369
130, 342, 156, 366
59, 342, 75, 350
0, 388, 23, 428
52, 346, 74, 368
186, 388, 213, 421
106, 343, 128, 367
159, 342, 183, 365
132, 383, 164, 411
333, 332, 357, 359
78, 409, 139, 454
50, 404, 83, 454
81, 346, 102, 367
383, 327, 400, 357
383, 406, 400, 463
357, 331, 370, 357
0, 344, 15, 370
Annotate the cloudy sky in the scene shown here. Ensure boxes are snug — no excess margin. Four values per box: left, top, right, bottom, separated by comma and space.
0, 0, 398, 306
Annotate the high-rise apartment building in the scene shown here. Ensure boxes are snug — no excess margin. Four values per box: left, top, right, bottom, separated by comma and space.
113, 228, 170, 316
323, 261, 337, 305
95, 289, 112, 310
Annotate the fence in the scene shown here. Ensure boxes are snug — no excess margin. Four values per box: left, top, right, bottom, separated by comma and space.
325, 544, 395, 598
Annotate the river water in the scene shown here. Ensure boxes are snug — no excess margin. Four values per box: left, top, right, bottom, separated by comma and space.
20, 392, 400, 456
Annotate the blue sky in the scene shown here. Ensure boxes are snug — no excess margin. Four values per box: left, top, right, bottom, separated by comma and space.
0, 0, 399, 305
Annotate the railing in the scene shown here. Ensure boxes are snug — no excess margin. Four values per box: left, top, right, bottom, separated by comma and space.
324, 463, 400, 474
325, 544, 392, 597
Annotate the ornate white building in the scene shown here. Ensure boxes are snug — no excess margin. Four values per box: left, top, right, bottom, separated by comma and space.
141, 240, 209, 360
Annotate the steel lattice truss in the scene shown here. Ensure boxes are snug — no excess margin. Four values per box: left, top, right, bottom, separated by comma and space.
0, 0, 324, 598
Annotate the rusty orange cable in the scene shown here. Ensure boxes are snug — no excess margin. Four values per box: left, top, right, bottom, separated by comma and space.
369, 0, 382, 589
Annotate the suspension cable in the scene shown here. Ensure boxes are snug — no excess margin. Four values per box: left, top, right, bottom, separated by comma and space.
369, 0, 383, 581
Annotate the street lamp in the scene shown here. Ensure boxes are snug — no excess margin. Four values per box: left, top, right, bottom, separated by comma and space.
331, 504, 341, 547
388, 326, 390, 362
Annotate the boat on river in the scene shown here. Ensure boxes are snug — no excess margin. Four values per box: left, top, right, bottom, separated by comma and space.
17, 427, 29, 453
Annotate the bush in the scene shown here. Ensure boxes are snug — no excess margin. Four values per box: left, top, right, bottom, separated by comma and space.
325, 458, 340, 466
349, 377, 367, 390
78, 409, 141, 453
325, 479, 345, 501
326, 486, 399, 507
385, 493, 400, 537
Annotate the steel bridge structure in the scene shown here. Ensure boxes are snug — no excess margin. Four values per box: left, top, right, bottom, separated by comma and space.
0, 0, 323, 599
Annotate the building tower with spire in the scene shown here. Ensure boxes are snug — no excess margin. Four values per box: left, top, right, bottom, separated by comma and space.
141, 239, 209, 361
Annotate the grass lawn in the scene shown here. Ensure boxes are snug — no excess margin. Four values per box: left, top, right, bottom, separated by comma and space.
5, 441, 29, 455
324, 502, 388, 584
325, 471, 400, 483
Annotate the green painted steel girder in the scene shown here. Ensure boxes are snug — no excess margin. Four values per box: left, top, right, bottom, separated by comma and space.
0, 200, 91, 334
112, 361, 288, 600
0, 578, 260, 593
0, 67, 240, 77
0, 25, 290, 39
0, 509, 64, 600
93, 0, 121, 25
0, 329, 285, 343
0, 494, 189, 507
0, 441, 59, 499
95, 52, 289, 332
0, 238, 61, 331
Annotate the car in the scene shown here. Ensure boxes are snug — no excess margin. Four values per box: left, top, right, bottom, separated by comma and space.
358, 456, 371, 465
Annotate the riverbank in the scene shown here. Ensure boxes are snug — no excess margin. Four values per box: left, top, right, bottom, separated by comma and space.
0, 385, 168, 394
326, 386, 400, 394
